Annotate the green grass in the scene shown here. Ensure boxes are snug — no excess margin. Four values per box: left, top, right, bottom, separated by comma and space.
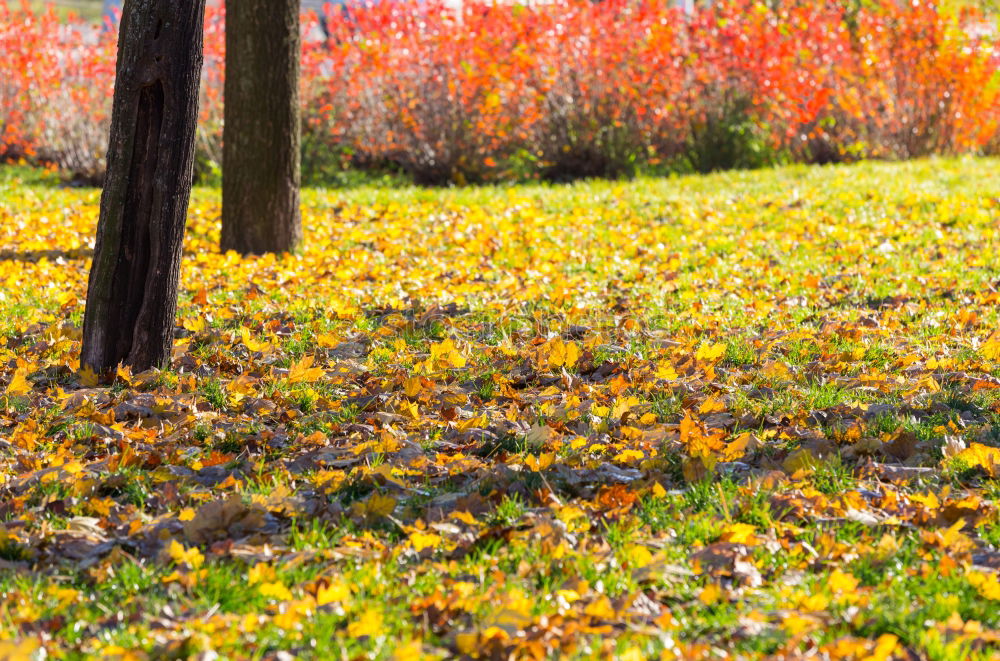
0, 157, 999, 659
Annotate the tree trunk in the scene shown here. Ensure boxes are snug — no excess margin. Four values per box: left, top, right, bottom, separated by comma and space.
81, 0, 206, 373
221, 0, 302, 255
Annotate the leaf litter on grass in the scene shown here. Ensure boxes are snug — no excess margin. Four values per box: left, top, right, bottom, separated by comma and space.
0, 158, 998, 659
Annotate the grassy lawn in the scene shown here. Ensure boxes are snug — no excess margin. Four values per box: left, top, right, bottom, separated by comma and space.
0, 158, 999, 659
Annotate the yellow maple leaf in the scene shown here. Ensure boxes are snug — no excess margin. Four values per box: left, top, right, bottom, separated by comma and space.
115, 363, 133, 385
258, 581, 293, 601
316, 332, 340, 348
78, 364, 100, 387
430, 338, 466, 369
613, 448, 644, 464
5, 367, 31, 396
699, 583, 722, 605
347, 609, 384, 638
248, 563, 276, 585
699, 393, 726, 414
548, 337, 580, 369
611, 396, 639, 420
450, 510, 478, 525
783, 447, 820, 474
525, 452, 555, 472
409, 530, 442, 552
719, 522, 759, 545
695, 342, 726, 362
760, 360, 792, 380
286, 355, 324, 384
722, 432, 752, 462
167, 539, 204, 570
365, 493, 397, 518
0, 639, 41, 661
655, 361, 679, 380
680, 410, 726, 459
455, 632, 480, 655
391, 641, 424, 661
240, 327, 271, 353
981, 330, 1000, 360
623, 544, 653, 568
403, 376, 423, 397
317, 580, 351, 606
869, 634, 899, 661
456, 413, 487, 431
968, 570, 1000, 601
827, 569, 859, 594
619, 648, 644, 661
952, 442, 1000, 477
584, 595, 616, 619
397, 399, 420, 420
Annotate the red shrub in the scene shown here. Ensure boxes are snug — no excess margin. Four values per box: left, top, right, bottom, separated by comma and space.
1, 0, 996, 184
0, 2, 116, 180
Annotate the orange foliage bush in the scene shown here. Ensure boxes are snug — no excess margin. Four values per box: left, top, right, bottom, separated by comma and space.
0, 0, 996, 184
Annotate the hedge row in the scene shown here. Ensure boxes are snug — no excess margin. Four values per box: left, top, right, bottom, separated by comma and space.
1, 0, 997, 185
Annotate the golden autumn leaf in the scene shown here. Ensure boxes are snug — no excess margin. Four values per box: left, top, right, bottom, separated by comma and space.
317, 580, 351, 606
696, 342, 726, 362
78, 364, 100, 388
547, 337, 580, 369
258, 581, 294, 601
655, 361, 679, 380
5, 367, 31, 396
316, 332, 341, 348
827, 569, 860, 594
719, 523, 759, 545
240, 326, 271, 353
952, 442, 1000, 477
699, 583, 722, 605
364, 493, 397, 518
347, 610, 384, 638
584, 596, 616, 619
680, 410, 726, 460
429, 338, 466, 369
115, 363, 133, 385
968, 571, 1000, 601
286, 354, 324, 384
403, 376, 423, 397
167, 539, 204, 570
409, 530, 441, 552
397, 399, 420, 420
0, 639, 42, 661
760, 360, 792, 380
698, 393, 726, 414
980, 330, 1000, 360
524, 452, 555, 472
391, 641, 424, 661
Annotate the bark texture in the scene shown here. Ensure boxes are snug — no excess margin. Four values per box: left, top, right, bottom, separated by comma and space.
222, 0, 302, 255
81, 0, 206, 372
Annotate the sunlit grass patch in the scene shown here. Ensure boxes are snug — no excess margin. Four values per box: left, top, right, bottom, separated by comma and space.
0, 158, 998, 658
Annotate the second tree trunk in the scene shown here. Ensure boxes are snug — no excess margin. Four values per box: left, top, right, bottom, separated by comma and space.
221, 0, 302, 255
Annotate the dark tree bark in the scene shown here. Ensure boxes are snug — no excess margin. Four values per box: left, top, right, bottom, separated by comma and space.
221, 0, 302, 255
81, 0, 206, 373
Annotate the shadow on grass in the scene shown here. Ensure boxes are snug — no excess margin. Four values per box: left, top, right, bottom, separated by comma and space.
0, 248, 93, 262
